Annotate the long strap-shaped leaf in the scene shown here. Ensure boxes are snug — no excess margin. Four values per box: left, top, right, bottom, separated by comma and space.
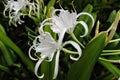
0, 41, 14, 66
99, 60, 120, 77
0, 30, 34, 72
67, 31, 107, 80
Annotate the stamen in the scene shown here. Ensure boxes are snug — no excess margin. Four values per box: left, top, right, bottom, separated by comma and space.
71, 0, 77, 13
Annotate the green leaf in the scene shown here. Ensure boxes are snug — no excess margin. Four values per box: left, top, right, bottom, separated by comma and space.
0, 41, 14, 66
47, 0, 56, 8
41, 61, 54, 80
28, 15, 39, 25
0, 24, 6, 35
0, 31, 34, 72
0, 65, 18, 77
107, 10, 116, 23
41, 54, 55, 80
98, 74, 114, 80
78, 4, 93, 23
0, 65, 11, 74
25, 26, 37, 36
67, 31, 107, 80
99, 59, 120, 77
108, 10, 120, 40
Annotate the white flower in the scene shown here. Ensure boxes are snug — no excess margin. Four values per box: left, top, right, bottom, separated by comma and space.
29, 31, 82, 79
3, 0, 36, 26
29, 8, 94, 79
29, 32, 57, 61
29, 32, 57, 78
40, 9, 94, 37
39, 9, 94, 48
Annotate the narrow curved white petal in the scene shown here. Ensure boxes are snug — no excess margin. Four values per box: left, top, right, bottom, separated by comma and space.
28, 45, 38, 61
57, 29, 66, 48
52, 9, 64, 16
32, 36, 40, 48
53, 50, 60, 79
39, 17, 64, 34
76, 21, 88, 37
77, 12, 95, 27
39, 18, 55, 33
3, 7, 8, 17
63, 41, 82, 61
34, 57, 46, 78
40, 18, 53, 26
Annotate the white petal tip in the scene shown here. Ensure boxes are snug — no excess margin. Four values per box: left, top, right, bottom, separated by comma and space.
80, 35, 86, 37
70, 55, 80, 61
36, 74, 44, 79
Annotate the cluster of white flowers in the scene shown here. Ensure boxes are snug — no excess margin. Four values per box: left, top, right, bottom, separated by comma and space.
3, 0, 36, 26
29, 8, 94, 79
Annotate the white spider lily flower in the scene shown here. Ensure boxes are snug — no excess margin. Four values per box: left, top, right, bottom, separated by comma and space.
3, 0, 26, 26
29, 31, 82, 79
39, 9, 94, 49
29, 32, 57, 61
3, 0, 36, 26
40, 9, 94, 37
29, 32, 57, 78
33, 9, 94, 79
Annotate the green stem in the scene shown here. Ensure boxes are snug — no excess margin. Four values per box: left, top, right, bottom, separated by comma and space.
99, 57, 120, 63
62, 48, 78, 54
109, 38, 120, 43
101, 52, 120, 56
36, 0, 40, 19
102, 50, 120, 53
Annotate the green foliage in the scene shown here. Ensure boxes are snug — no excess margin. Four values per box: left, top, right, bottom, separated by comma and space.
99, 60, 120, 77
0, 0, 120, 80
0, 24, 35, 79
67, 31, 107, 80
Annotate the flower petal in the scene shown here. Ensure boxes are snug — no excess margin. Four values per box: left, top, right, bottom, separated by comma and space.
32, 32, 57, 62
57, 29, 66, 48
51, 16, 65, 33
34, 57, 45, 78
53, 50, 60, 79
63, 41, 82, 61
52, 9, 64, 16
76, 21, 88, 37
28, 45, 38, 61
39, 18, 54, 33
77, 12, 95, 27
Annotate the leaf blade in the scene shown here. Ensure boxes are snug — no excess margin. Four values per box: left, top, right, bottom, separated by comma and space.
67, 31, 107, 80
